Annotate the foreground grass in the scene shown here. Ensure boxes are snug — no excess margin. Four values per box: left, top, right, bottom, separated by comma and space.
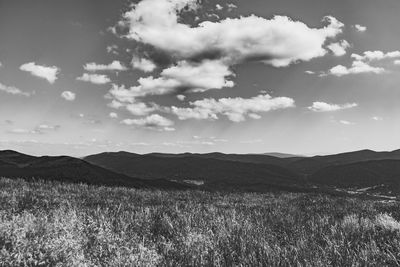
1, 178, 400, 266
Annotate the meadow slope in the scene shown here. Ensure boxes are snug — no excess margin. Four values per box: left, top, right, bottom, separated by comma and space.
1, 178, 400, 266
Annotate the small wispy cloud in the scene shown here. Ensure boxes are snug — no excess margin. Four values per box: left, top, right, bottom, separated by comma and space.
20, 62, 59, 84
83, 60, 127, 72
372, 116, 383, 121
109, 112, 118, 119
339, 120, 354, 125
176, 94, 186, 101
0, 82, 32, 97
131, 57, 157, 73
7, 128, 35, 134
352, 51, 400, 62
354, 24, 367, 32
77, 73, 111, 84
121, 114, 175, 131
308, 102, 358, 112
61, 91, 76, 101
106, 45, 118, 54
326, 61, 384, 77
34, 124, 61, 134
321, 50, 400, 77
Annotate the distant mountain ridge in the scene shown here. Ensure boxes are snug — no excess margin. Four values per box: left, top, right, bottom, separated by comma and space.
0, 150, 188, 190
288, 149, 400, 174
2, 149, 400, 194
84, 149, 400, 192
309, 159, 400, 190
84, 152, 304, 189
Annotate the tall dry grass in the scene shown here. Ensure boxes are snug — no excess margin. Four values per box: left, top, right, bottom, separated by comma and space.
1, 177, 400, 266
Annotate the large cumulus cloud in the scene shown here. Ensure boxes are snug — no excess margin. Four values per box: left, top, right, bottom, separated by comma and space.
108, 0, 344, 126
120, 0, 343, 68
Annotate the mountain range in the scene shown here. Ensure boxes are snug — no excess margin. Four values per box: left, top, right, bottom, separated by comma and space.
0, 150, 188, 190
2, 149, 400, 195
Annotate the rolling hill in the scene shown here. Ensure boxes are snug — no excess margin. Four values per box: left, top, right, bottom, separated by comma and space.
309, 159, 400, 192
84, 151, 304, 189
85, 149, 400, 194
2, 148, 400, 195
0, 150, 187, 190
287, 149, 400, 174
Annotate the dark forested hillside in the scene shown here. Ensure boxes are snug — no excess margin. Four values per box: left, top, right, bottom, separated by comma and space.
2, 149, 400, 194
84, 152, 303, 189
0, 150, 186, 190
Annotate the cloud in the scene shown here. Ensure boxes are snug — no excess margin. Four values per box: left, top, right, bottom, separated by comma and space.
191, 135, 228, 145
126, 102, 159, 116
216, 4, 223, 10
248, 113, 262, 120
107, 59, 234, 105
83, 60, 127, 72
351, 51, 400, 62
327, 40, 350, 56
111, 0, 344, 98
121, 114, 174, 131
7, 124, 60, 135
395, 60, 400, 65
0, 82, 32, 97
109, 112, 118, 118
131, 56, 157, 72
107, 99, 125, 109
227, 3, 237, 11
161, 59, 234, 92
36, 124, 59, 130
77, 73, 111, 84
171, 93, 295, 122
107, 94, 160, 116
106, 44, 118, 54
20, 62, 59, 84
120, 0, 343, 68
372, 116, 383, 121
107, 82, 169, 103
0, 62, 2, 67
107, 0, 344, 113
7, 128, 35, 134
177, 94, 186, 101
105, 0, 346, 127
322, 50, 400, 77
308, 102, 358, 112
61, 91, 76, 101
327, 61, 385, 76
34, 124, 60, 133
354, 24, 367, 32
339, 120, 354, 125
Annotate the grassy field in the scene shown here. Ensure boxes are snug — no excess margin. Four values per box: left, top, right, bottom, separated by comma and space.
1, 178, 400, 266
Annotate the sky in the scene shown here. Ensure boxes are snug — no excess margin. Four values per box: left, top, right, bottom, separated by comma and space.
0, 0, 400, 157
